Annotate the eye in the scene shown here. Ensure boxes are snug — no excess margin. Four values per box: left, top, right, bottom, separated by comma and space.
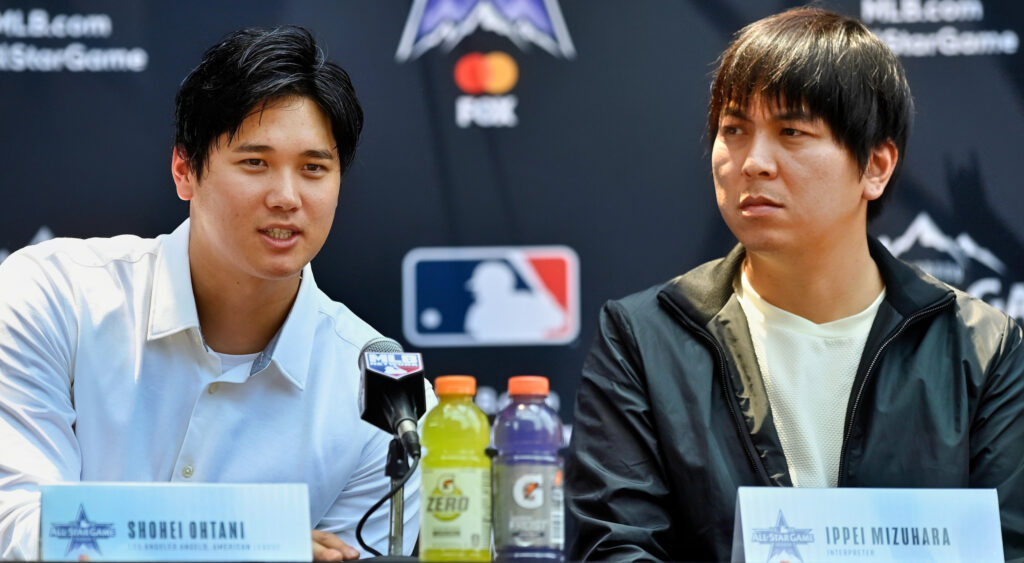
720, 125, 742, 136
303, 163, 329, 174
781, 128, 803, 137
241, 158, 266, 168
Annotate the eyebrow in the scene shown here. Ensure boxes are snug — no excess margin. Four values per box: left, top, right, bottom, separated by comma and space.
722, 107, 751, 121
721, 107, 817, 123
232, 143, 336, 160
301, 149, 336, 160
774, 110, 816, 123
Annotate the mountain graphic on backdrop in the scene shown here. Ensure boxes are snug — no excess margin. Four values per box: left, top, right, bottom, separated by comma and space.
0, 226, 54, 264
878, 211, 1005, 287
395, 0, 576, 62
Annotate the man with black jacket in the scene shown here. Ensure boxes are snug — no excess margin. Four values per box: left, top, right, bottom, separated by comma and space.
565, 7, 1024, 561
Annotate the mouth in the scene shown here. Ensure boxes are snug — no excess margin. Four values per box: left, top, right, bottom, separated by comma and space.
739, 195, 782, 209
738, 195, 783, 217
260, 227, 299, 240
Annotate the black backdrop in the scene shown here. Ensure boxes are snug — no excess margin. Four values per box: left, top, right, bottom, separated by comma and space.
2, 0, 1022, 424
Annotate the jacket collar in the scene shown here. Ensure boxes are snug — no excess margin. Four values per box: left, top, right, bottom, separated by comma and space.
659, 243, 745, 328
147, 219, 315, 390
659, 237, 953, 326
867, 237, 953, 317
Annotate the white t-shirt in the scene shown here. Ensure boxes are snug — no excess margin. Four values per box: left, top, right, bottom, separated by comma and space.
736, 271, 885, 487
213, 350, 260, 376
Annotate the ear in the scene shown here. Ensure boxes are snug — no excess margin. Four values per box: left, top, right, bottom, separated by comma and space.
171, 146, 197, 201
862, 140, 899, 202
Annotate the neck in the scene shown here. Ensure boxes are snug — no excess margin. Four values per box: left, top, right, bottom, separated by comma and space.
190, 266, 301, 355
743, 236, 883, 324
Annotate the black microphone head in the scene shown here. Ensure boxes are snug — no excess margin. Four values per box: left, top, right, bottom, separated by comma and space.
358, 337, 427, 437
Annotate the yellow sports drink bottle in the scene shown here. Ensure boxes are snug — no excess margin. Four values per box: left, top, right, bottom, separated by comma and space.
420, 375, 492, 561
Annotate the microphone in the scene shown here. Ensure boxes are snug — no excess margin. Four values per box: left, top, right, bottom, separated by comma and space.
358, 337, 426, 458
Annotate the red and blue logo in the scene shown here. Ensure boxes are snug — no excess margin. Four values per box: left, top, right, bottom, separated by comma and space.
402, 246, 579, 347
365, 353, 425, 379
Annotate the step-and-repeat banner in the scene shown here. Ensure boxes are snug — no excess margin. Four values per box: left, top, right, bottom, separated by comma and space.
1, 0, 1021, 421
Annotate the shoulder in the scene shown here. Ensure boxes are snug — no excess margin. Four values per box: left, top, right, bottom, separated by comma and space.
947, 286, 1022, 356
0, 234, 160, 300
591, 277, 704, 361
600, 248, 739, 333
949, 286, 1013, 326
4, 234, 159, 275
0, 235, 160, 351
606, 283, 667, 319
310, 286, 385, 352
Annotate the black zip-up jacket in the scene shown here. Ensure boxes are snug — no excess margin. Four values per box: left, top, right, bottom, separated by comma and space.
566, 240, 1024, 561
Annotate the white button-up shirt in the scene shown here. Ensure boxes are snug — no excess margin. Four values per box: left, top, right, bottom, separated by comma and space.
0, 220, 426, 559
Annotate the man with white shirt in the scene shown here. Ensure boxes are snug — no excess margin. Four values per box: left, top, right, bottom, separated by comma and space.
566, 7, 1024, 561
0, 26, 427, 561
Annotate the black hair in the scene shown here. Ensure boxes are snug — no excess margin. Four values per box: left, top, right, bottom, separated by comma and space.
174, 25, 363, 180
707, 6, 913, 219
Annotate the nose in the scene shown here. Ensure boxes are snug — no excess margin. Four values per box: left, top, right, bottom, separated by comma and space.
266, 172, 301, 211
740, 133, 778, 179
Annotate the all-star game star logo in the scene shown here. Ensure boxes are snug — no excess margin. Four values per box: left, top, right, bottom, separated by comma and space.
49, 504, 116, 556
395, 0, 575, 62
751, 510, 814, 562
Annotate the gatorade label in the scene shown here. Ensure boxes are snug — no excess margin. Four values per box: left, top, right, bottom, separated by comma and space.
420, 467, 492, 550
494, 463, 564, 549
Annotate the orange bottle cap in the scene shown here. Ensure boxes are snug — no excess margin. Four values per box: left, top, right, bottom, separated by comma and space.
435, 375, 476, 395
508, 375, 549, 396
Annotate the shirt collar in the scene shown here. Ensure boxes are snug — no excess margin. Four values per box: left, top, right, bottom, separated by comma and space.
147, 218, 317, 390
254, 265, 317, 390
147, 219, 200, 340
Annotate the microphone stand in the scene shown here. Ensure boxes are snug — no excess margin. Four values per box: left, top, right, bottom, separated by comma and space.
385, 438, 410, 556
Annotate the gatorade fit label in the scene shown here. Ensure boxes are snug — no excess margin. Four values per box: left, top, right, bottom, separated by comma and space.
494, 464, 564, 549
421, 468, 492, 551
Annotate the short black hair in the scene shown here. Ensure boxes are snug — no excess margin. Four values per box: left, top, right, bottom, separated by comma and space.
174, 26, 363, 180
707, 6, 913, 219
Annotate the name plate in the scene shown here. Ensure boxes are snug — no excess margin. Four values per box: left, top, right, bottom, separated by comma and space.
732, 486, 1003, 563
40, 482, 312, 562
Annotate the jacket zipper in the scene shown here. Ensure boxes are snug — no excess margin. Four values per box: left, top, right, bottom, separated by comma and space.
660, 298, 773, 485
836, 295, 955, 485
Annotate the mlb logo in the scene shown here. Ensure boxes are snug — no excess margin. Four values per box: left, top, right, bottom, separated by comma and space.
402, 246, 579, 347
365, 353, 424, 378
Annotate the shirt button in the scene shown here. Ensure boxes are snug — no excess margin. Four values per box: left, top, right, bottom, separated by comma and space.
208, 383, 220, 395
182, 465, 194, 479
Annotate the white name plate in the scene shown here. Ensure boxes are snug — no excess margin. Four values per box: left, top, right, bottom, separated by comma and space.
40, 482, 312, 562
732, 486, 1003, 563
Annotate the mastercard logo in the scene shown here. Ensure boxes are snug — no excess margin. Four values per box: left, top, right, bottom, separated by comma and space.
454, 52, 519, 95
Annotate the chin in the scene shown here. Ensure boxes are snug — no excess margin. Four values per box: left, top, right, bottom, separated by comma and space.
733, 231, 792, 255
257, 262, 306, 281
